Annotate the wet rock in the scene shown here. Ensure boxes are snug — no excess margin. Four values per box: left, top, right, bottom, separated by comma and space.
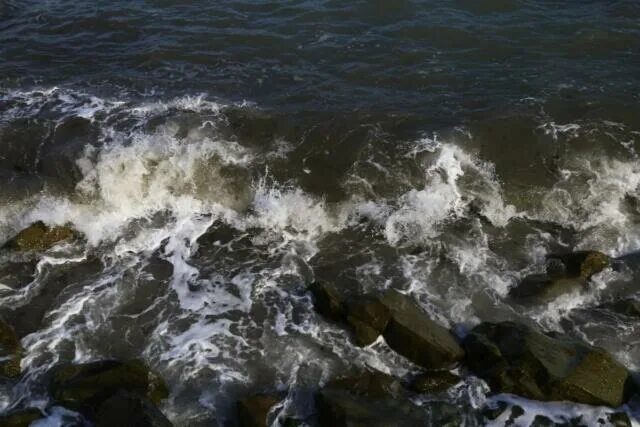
3, 221, 76, 251
315, 369, 421, 427
0, 315, 22, 377
236, 394, 282, 427
509, 274, 586, 301
510, 251, 610, 302
94, 391, 173, 427
600, 298, 640, 318
409, 370, 460, 394
49, 360, 169, 415
378, 290, 464, 369
0, 408, 44, 427
344, 297, 390, 346
546, 251, 610, 279
464, 322, 635, 407
607, 412, 632, 427
309, 281, 347, 323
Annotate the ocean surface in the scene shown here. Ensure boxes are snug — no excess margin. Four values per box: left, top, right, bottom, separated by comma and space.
1, 0, 640, 425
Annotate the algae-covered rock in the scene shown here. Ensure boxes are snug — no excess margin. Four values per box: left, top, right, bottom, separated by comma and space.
464, 322, 634, 407
49, 360, 169, 413
0, 408, 44, 427
409, 370, 461, 394
0, 315, 22, 378
510, 251, 610, 302
3, 221, 76, 251
94, 391, 173, 427
378, 290, 464, 369
236, 394, 282, 427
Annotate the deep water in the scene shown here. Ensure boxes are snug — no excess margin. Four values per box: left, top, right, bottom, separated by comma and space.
1, 0, 640, 426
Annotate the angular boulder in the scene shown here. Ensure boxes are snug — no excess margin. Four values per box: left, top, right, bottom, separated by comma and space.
0, 315, 22, 378
0, 408, 44, 427
3, 221, 76, 251
94, 391, 173, 427
378, 290, 464, 369
344, 297, 390, 346
464, 322, 635, 407
510, 250, 610, 302
236, 394, 282, 427
309, 281, 347, 323
316, 369, 463, 427
49, 360, 169, 417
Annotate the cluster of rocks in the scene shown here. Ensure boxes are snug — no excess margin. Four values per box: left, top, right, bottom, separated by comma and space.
0, 359, 171, 426
0, 223, 173, 426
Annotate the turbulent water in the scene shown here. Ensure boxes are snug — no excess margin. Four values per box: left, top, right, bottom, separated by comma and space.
1, 0, 640, 426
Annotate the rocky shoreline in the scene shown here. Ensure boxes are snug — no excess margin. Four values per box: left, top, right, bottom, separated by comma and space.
1, 222, 639, 426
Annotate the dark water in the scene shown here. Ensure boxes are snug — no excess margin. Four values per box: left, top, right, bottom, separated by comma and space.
1, 1, 640, 426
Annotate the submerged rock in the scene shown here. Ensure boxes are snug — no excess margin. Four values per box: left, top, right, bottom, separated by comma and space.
0, 408, 44, 427
94, 391, 172, 427
3, 221, 76, 251
510, 251, 610, 302
49, 360, 169, 421
600, 298, 640, 318
0, 315, 22, 378
378, 290, 464, 369
409, 370, 461, 394
236, 394, 282, 427
464, 322, 635, 407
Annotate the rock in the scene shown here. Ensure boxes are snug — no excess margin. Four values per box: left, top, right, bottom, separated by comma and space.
3, 221, 76, 251
600, 298, 640, 318
0, 408, 44, 427
409, 370, 460, 394
236, 394, 282, 427
546, 251, 609, 279
315, 368, 467, 426
344, 297, 390, 346
0, 315, 22, 377
94, 391, 173, 427
309, 281, 347, 323
378, 290, 464, 369
509, 274, 586, 301
49, 360, 169, 415
510, 251, 610, 302
607, 412, 632, 427
464, 322, 635, 407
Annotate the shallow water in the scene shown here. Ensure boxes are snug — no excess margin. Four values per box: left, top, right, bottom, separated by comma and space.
1, 1, 640, 426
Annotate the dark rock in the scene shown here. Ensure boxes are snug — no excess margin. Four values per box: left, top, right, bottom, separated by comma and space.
409, 370, 460, 394
316, 368, 466, 426
236, 394, 282, 427
344, 297, 390, 346
3, 221, 76, 251
94, 391, 173, 427
0, 315, 22, 377
49, 360, 169, 415
464, 322, 634, 407
600, 299, 640, 318
546, 251, 610, 279
607, 412, 632, 427
510, 250, 610, 302
509, 274, 586, 301
309, 281, 347, 323
378, 290, 464, 369
0, 408, 44, 427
